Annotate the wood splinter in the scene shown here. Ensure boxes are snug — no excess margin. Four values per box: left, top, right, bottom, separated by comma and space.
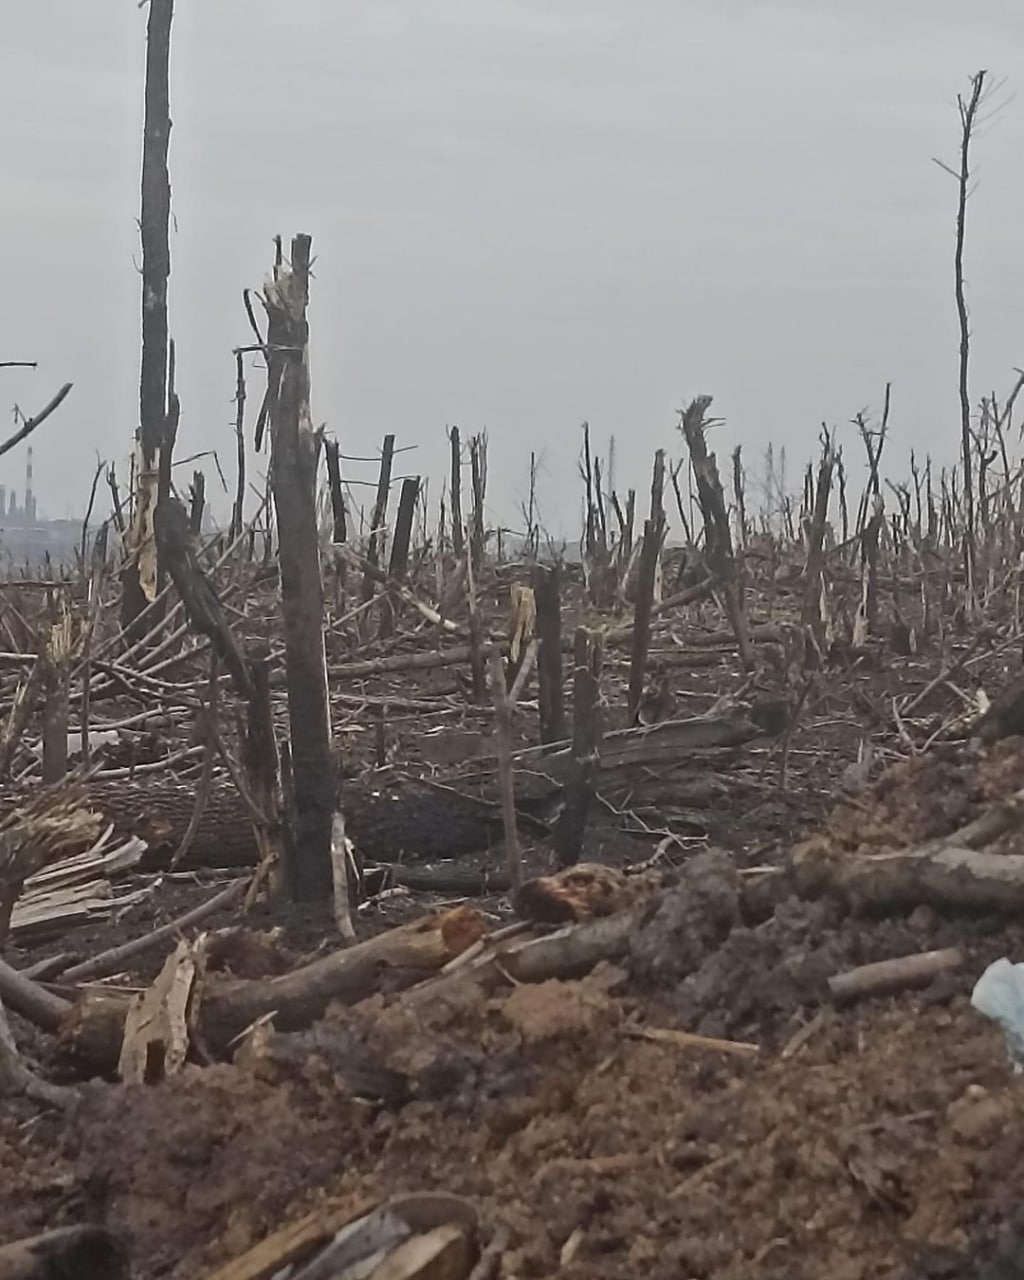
827, 947, 963, 1005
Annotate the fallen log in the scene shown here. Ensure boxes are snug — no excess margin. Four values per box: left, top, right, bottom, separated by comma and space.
793, 838, 1024, 913
0, 1225, 127, 1280
401, 909, 637, 1015
828, 949, 963, 1004
80, 713, 772, 871
57, 906, 488, 1075
0, 956, 70, 1032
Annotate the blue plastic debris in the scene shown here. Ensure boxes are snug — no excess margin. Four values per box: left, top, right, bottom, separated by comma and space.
971, 958, 1024, 1072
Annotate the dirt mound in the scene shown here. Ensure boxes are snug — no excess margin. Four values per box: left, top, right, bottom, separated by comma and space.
8, 746, 1024, 1277
819, 740, 1024, 857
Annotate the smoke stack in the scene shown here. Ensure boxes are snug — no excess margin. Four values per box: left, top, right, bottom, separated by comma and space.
25, 446, 34, 523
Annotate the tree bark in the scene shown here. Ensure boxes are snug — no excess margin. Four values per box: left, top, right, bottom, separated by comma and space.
554, 628, 603, 867
122, 0, 173, 632
361, 434, 395, 603
532, 563, 566, 744
449, 426, 465, 556
323, 438, 347, 544
380, 476, 419, 638
628, 519, 661, 723
58, 907, 487, 1074
264, 234, 334, 900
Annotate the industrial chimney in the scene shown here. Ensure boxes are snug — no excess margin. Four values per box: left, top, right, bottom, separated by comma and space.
24, 446, 34, 523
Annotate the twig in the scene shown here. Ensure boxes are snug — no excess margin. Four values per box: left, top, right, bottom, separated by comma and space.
60, 878, 248, 983
0, 383, 72, 461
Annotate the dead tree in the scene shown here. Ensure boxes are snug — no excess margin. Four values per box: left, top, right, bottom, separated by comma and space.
532, 562, 566, 744
40, 599, 73, 785
934, 70, 988, 605
229, 350, 247, 541
153, 497, 251, 692
801, 432, 837, 637
628, 518, 662, 722
469, 432, 487, 574
122, 0, 174, 631
361, 434, 395, 602
188, 470, 205, 534
380, 476, 419, 638
677, 396, 753, 669
449, 426, 465, 557
261, 234, 334, 900
554, 628, 604, 868
324, 438, 347, 544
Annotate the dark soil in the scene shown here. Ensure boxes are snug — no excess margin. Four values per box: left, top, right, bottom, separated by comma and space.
5, 620, 1024, 1278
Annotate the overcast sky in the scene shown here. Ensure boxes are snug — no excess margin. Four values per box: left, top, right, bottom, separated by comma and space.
1, 2, 1022, 535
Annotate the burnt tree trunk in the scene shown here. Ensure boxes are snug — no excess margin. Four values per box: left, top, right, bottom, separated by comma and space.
188, 469, 205, 535
122, 0, 173, 632
380, 476, 419, 638
324, 438, 347, 544
263, 234, 334, 901
678, 396, 753, 669
532, 563, 566, 744
40, 602, 73, 786
628, 518, 661, 723
361, 434, 395, 603
449, 426, 465, 557
230, 350, 247, 542
554, 627, 603, 867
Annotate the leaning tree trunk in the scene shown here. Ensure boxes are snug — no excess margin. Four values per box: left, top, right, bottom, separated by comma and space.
122, 0, 174, 633
263, 234, 335, 901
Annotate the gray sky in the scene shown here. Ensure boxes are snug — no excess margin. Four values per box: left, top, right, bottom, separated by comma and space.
1, 2, 1023, 535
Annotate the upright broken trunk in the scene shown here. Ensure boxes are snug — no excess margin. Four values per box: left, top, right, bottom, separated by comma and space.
554, 627, 604, 868
801, 435, 836, 639
263, 234, 334, 901
380, 476, 419, 639
41, 599, 73, 785
122, 0, 174, 633
628, 518, 662, 723
449, 426, 465, 557
323, 438, 347, 544
361, 434, 395, 603
532, 562, 566, 744
678, 396, 753, 669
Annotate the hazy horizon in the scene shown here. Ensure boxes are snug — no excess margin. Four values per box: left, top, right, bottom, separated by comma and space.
2, 3, 1023, 536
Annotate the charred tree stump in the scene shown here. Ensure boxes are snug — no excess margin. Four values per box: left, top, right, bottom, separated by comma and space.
324, 437, 347, 544
263, 234, 335, 901
678, 396, 753, 669
628, 518, 662, 723
449, 425, 465, 557
489, 652, 522, 893
361, 433, 395, 603
230, 350, 247, 541
121, 0, 173, 633
40, 602, 73, 785
554, 627, 604, 868
801, 434, 836, 637
242, 651, 285, 900
380, 476, 419, 639
469, 432, 487, 574
188, 469, 205, 535
532, 563, 566, 744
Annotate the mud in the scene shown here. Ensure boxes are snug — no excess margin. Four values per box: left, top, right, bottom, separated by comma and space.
6, 708, 1024, 1275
